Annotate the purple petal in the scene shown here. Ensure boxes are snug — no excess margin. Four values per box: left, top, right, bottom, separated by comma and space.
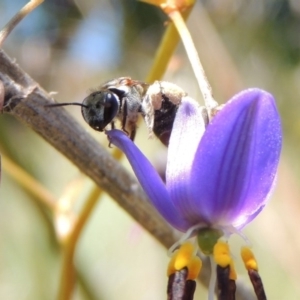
186, 89, 282, 228
166, 97, 206, 226
106, 129, 190, 231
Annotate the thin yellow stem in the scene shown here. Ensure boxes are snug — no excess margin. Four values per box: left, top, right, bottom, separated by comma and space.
57, 185, 102, 300
0, 0, 44, 47
2, 153, 56, 211
58, 246, 75, 300
57, 147, 122, 300
69, 186, 103, 250
146, 8, 192, 82
168, 9, 218, 113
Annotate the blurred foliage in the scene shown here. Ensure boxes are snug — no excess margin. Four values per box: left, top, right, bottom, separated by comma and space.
0, 0, 300, 299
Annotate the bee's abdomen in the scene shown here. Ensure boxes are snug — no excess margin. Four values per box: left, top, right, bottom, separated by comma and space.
153, 95, 179, 147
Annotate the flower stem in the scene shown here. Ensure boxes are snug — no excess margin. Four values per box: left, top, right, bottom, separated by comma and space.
57, 184, 102, 300
208, 256, 217, 300
146, 7, 192, 83
167, 9, 218, 114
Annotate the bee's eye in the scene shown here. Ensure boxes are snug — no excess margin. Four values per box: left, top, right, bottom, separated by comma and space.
81, 91, 120, 131
103, 92, 119, 124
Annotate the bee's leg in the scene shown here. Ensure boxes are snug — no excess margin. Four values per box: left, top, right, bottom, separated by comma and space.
107, 122, 115, 148
129, 126, 136, 141
121, 99, 129, 135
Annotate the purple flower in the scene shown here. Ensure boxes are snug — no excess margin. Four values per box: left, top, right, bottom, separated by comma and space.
107, 88, 282, 234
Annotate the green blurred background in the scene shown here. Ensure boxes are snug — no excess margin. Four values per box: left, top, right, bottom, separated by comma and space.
0, 0, 299, 299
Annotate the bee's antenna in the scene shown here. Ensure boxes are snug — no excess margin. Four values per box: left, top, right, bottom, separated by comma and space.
45, 102, 89, 108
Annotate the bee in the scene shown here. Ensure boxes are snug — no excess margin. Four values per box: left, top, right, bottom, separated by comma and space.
142, 80, 187, 146
47, 77, 187, 146
81, 77, 149, 141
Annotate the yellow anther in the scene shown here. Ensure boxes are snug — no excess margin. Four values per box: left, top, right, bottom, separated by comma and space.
187, 256, 202, 280
229, 259, 237, 281
167, 250, 178, 276
174, 242, 194, 270
167, 242, 199, 278
241, 247, 258, 271
213, 241, 231, 267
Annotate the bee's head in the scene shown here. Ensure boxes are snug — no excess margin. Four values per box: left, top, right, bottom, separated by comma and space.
45, 90, 120, 132
81, 91, 120, 131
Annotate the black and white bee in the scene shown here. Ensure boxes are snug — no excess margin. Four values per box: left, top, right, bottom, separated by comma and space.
47, 77, 189, 146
